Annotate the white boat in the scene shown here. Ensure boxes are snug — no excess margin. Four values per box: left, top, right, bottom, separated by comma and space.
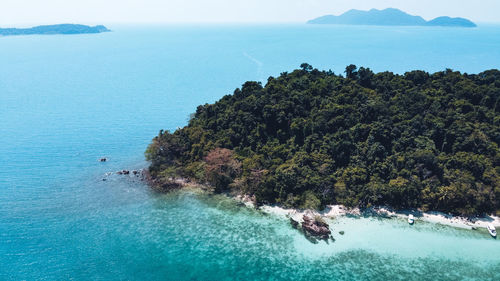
408, 214, 415, 225
487, 224, 497, 238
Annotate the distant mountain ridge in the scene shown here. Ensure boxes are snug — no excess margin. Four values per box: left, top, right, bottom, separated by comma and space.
308, 8, 476, 27
0, 24, 110, 36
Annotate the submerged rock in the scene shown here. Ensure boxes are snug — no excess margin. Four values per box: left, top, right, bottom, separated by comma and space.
339, 230, 345, 235
290, 218, 299, 229
301, 215, 331, 240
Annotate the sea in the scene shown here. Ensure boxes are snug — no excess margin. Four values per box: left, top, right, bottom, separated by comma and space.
1, 24, 500, 280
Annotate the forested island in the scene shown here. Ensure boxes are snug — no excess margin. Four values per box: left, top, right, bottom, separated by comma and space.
0, 24, 109, 36
308, 8, 477, 27
146, 64, 500, 216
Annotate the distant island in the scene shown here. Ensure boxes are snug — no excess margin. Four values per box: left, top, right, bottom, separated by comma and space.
0, 24, 110, 36
308, 8, 477, 27
146, 64, 500, 216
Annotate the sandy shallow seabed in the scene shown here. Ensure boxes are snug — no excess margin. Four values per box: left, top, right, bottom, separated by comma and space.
234, 194, 500, 230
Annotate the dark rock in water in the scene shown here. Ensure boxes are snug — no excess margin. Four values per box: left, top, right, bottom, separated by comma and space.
99, 157, 107, 162
116, 171, 123, 175
339, 231, 345, 235
122, 170, 130, 175
290, 218, 299, 229
304, 235, 319, 244
132, 170, 139, 175
302, 215, 331, 240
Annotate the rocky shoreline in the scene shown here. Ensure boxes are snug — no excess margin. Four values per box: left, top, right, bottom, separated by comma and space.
137, 176, 500, 234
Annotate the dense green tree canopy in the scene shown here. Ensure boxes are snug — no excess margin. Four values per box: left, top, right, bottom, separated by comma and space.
146, 65, 500, 215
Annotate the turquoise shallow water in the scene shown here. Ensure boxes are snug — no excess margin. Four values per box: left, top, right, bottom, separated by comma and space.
1, 24, 500, 280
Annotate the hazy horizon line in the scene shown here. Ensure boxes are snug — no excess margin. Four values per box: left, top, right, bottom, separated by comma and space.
2, 20, 499, 28
2, 6, 500, 27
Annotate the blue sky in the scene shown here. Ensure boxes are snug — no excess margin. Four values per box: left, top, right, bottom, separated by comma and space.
1, 0, 498, 25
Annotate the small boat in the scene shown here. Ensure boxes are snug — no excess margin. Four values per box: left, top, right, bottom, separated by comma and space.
408, 214, 415, 225
487, 224, 497, 238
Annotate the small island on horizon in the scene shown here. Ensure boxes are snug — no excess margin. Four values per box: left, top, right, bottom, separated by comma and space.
308, 8, 477, 27
0, 24, 110, 36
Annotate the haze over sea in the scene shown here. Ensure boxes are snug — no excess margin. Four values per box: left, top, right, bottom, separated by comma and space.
1, 24, 500, 280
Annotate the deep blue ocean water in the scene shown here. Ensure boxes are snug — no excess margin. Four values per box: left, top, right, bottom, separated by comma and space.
1, 24, 500, 280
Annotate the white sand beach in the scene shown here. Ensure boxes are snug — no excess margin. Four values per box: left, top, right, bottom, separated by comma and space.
234, 194, 500, 230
